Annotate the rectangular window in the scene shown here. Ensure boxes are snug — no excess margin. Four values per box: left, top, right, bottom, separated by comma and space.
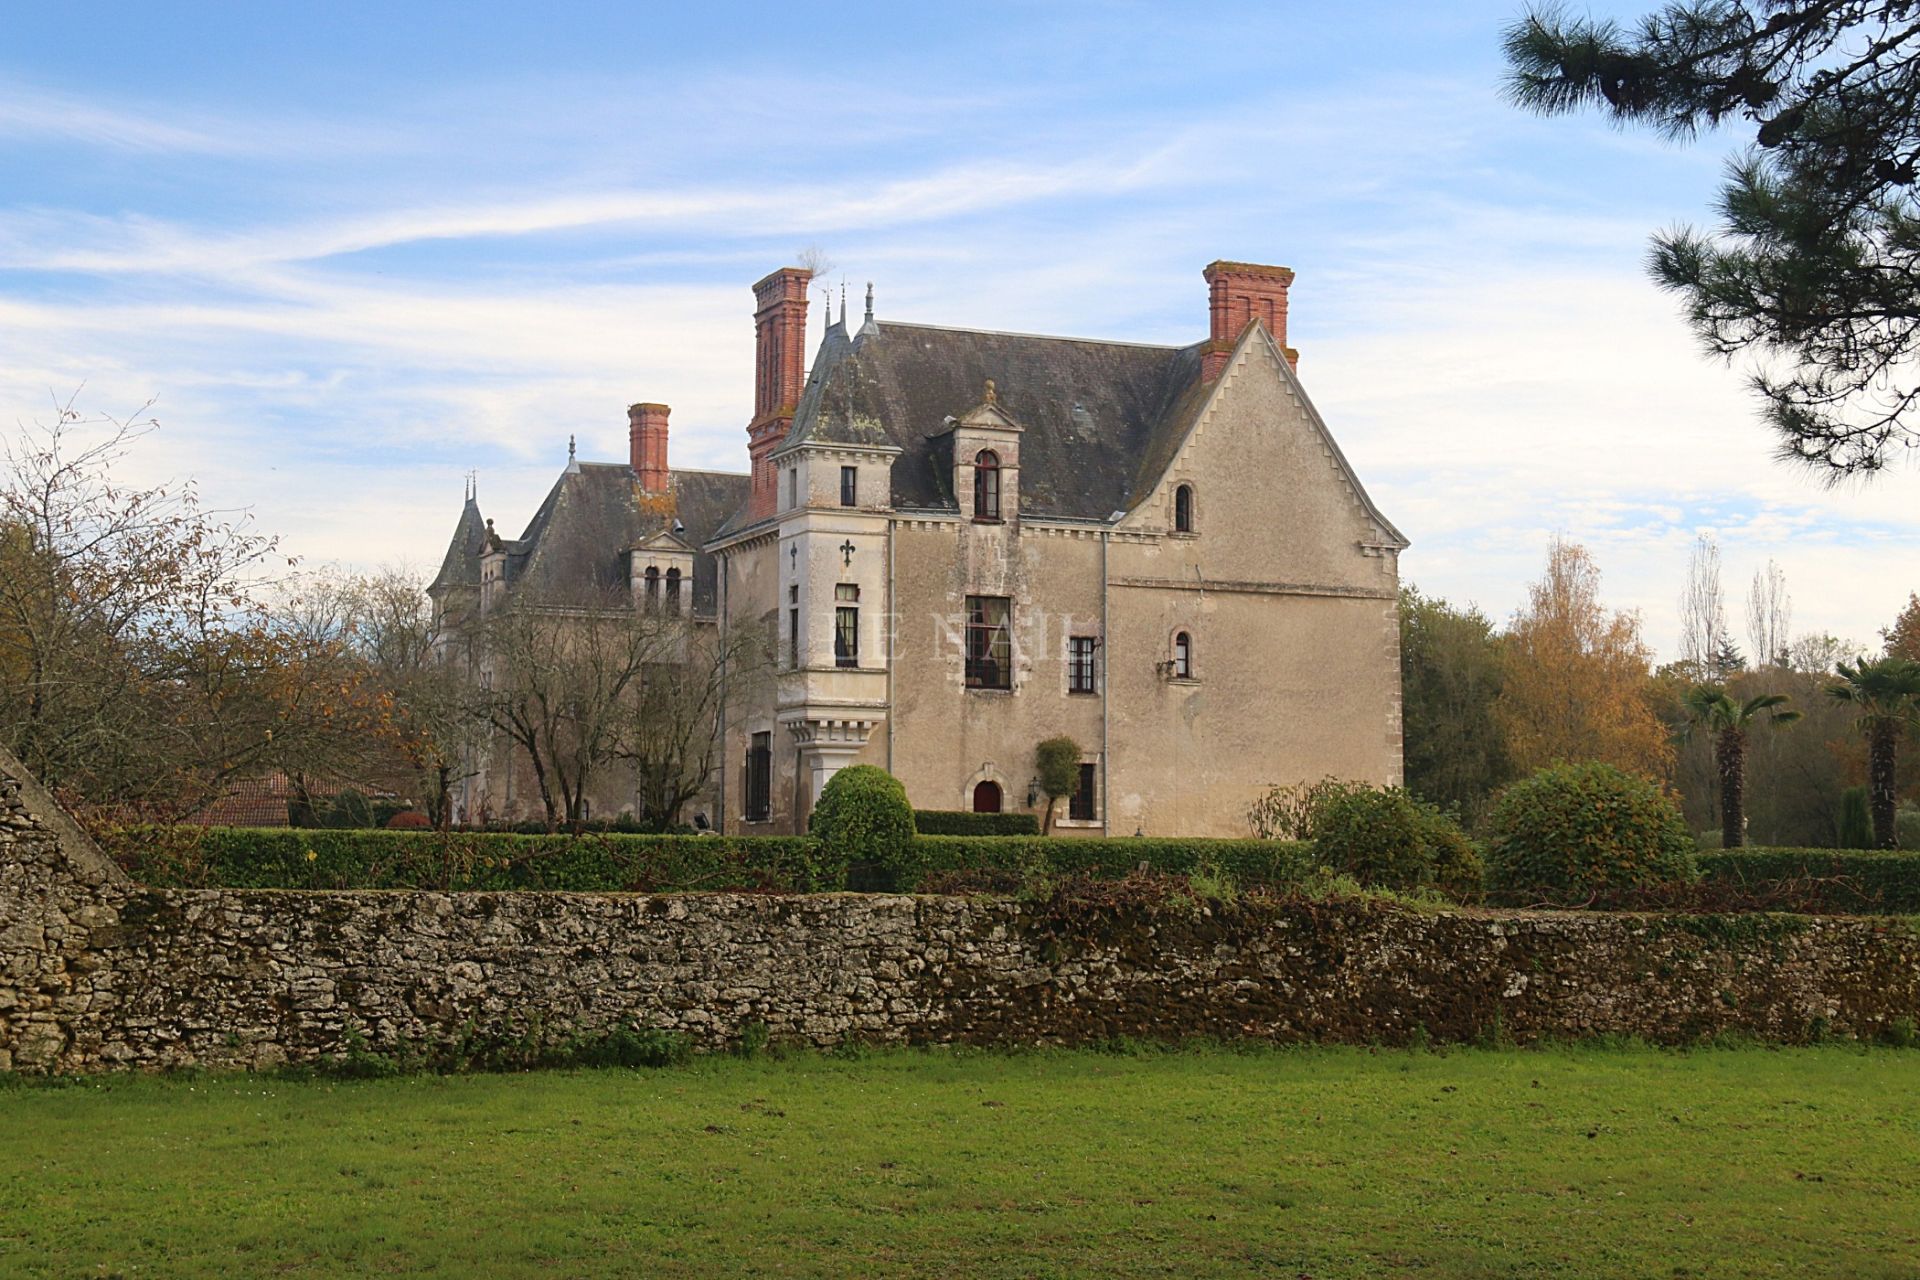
964, 596, 1013, 690
746, 732, 772, 822
787, 467, 798, 510
789, 607, 800, 669
1068, 636, 1098, 694
840, 465, 857, 507
834, 584, 858, 668
1069, 762, 1097, 822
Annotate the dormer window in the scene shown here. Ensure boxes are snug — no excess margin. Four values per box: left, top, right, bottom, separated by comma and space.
665, 567, 682, 613
973, 450, 1001, 521
644, 565, 661, 608
1174, 484, 1195, 534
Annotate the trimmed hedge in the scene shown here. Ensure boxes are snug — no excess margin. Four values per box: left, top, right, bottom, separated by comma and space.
1702, 848, 1920, 914
907, 835, 1318, 890
1486, 763, 1697, 905
109, 826, 1920, 916
109, 827, 839, 893
912, 810, 1041, 836
810, 765, 916, 889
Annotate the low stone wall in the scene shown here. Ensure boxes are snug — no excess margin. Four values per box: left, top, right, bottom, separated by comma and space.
5, 747, 1918, 1073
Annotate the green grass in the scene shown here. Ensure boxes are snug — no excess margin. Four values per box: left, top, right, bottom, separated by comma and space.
3, 1045, 1918, 1278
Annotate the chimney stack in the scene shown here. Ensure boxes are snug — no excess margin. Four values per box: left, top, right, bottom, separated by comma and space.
747, 266, 813, 519
1202, 260, 1297, 380
629, 402, 670, 494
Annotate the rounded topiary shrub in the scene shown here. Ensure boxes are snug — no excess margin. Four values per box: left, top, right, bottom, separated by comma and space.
809, 765, 915, 891
1309, 785, 1479, 896
1485, 762, 1697, 905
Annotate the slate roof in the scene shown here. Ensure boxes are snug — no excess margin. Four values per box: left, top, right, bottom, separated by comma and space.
428, 497, 488, 596
430, 466, 748, 613
713, 320, 1208, 539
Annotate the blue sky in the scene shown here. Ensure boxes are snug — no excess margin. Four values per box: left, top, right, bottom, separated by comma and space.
4, 1, 1916, 657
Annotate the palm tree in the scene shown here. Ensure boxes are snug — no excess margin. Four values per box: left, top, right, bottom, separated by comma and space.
1682, 685, 1800, 848
1828, 657, 1920, 849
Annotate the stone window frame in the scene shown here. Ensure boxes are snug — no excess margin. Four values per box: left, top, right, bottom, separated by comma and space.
1067, 634, 1099, 695
1172, 482, 1197, 536
964, 595, 1014, 690
972, 450, 1002, 523
1167, 628, 1197, 683
1057, 753, 1104, 828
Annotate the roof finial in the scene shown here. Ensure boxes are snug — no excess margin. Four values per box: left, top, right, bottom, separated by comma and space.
864, 281, 874, 324
984, 378, 997, 404
840, 280, 847, 324
568, 434, 576, 460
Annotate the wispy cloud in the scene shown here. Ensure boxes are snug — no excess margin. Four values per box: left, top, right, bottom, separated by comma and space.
2, 10, 1915, 663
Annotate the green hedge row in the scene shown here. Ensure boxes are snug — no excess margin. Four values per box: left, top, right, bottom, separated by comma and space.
906, 835, 1318, 888
111, 827, 1920, 914
1701, 848, 1920, 914
111, 827, 837, 893
911, 810, 1041, 836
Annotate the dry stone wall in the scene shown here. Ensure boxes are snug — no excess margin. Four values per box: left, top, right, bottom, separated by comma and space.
4, 747, 1918, 1074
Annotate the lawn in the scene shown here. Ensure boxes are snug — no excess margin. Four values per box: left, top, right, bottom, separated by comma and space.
2, 1045, 1917, 1279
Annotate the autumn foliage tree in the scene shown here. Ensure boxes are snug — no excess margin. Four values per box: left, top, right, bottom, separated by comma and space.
1497, 538, 1673, 781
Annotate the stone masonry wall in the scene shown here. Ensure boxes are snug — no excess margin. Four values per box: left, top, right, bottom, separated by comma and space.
4, 746, 1918, 1074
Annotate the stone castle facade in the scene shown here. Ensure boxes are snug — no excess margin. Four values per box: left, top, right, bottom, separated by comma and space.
430, 260, 1407, 836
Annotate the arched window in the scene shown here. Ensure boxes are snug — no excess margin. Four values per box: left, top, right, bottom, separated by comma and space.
973, 450, 1001, 521
665, 567, 682, 613
972, 780, 1003, 814
1174, 484, 1195, 534
1172, 631, 1193, 680
643, 565, 661, 608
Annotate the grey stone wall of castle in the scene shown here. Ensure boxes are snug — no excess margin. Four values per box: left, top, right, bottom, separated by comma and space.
4, 746, 1918, 1074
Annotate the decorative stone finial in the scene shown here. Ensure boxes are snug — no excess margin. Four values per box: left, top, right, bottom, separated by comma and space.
864, 281, 874, 324
984, 378, 997, 404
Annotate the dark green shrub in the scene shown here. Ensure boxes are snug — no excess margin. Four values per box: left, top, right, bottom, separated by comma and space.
323, 789, 374, 829
1307, 786, 1478, 895
912, 809, 1041, 836
1424, 811, 1486, 903
809, 765, 915, 890
1840, 786, 1872, 849
1896, 805, 1919, 852
1485, 763, 1697, 905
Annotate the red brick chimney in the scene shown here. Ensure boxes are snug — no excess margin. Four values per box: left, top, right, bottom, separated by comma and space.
747, 266, 813, 519
629, 402, 670, 494
1202, 260, 1297, 380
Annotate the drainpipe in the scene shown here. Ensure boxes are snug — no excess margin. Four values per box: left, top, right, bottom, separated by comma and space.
716, 547, 729, 836
1101, 529, 1111, 836
886, 515, 896, 773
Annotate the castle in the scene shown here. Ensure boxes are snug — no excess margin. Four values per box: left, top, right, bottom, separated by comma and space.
429, 261, 1407, 836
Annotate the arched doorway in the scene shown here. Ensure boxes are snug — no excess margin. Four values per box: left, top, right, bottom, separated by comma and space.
971, 780, 1003, 814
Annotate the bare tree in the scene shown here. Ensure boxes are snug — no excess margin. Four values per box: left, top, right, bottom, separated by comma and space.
1678, 534, 1735, 677
0, 394, 291, 815
473, 589, 667, 829
1744, 561, 1793, 672
618, 617, 772, 829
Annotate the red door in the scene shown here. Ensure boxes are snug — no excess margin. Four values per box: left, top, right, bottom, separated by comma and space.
971, 780, 1002, 814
